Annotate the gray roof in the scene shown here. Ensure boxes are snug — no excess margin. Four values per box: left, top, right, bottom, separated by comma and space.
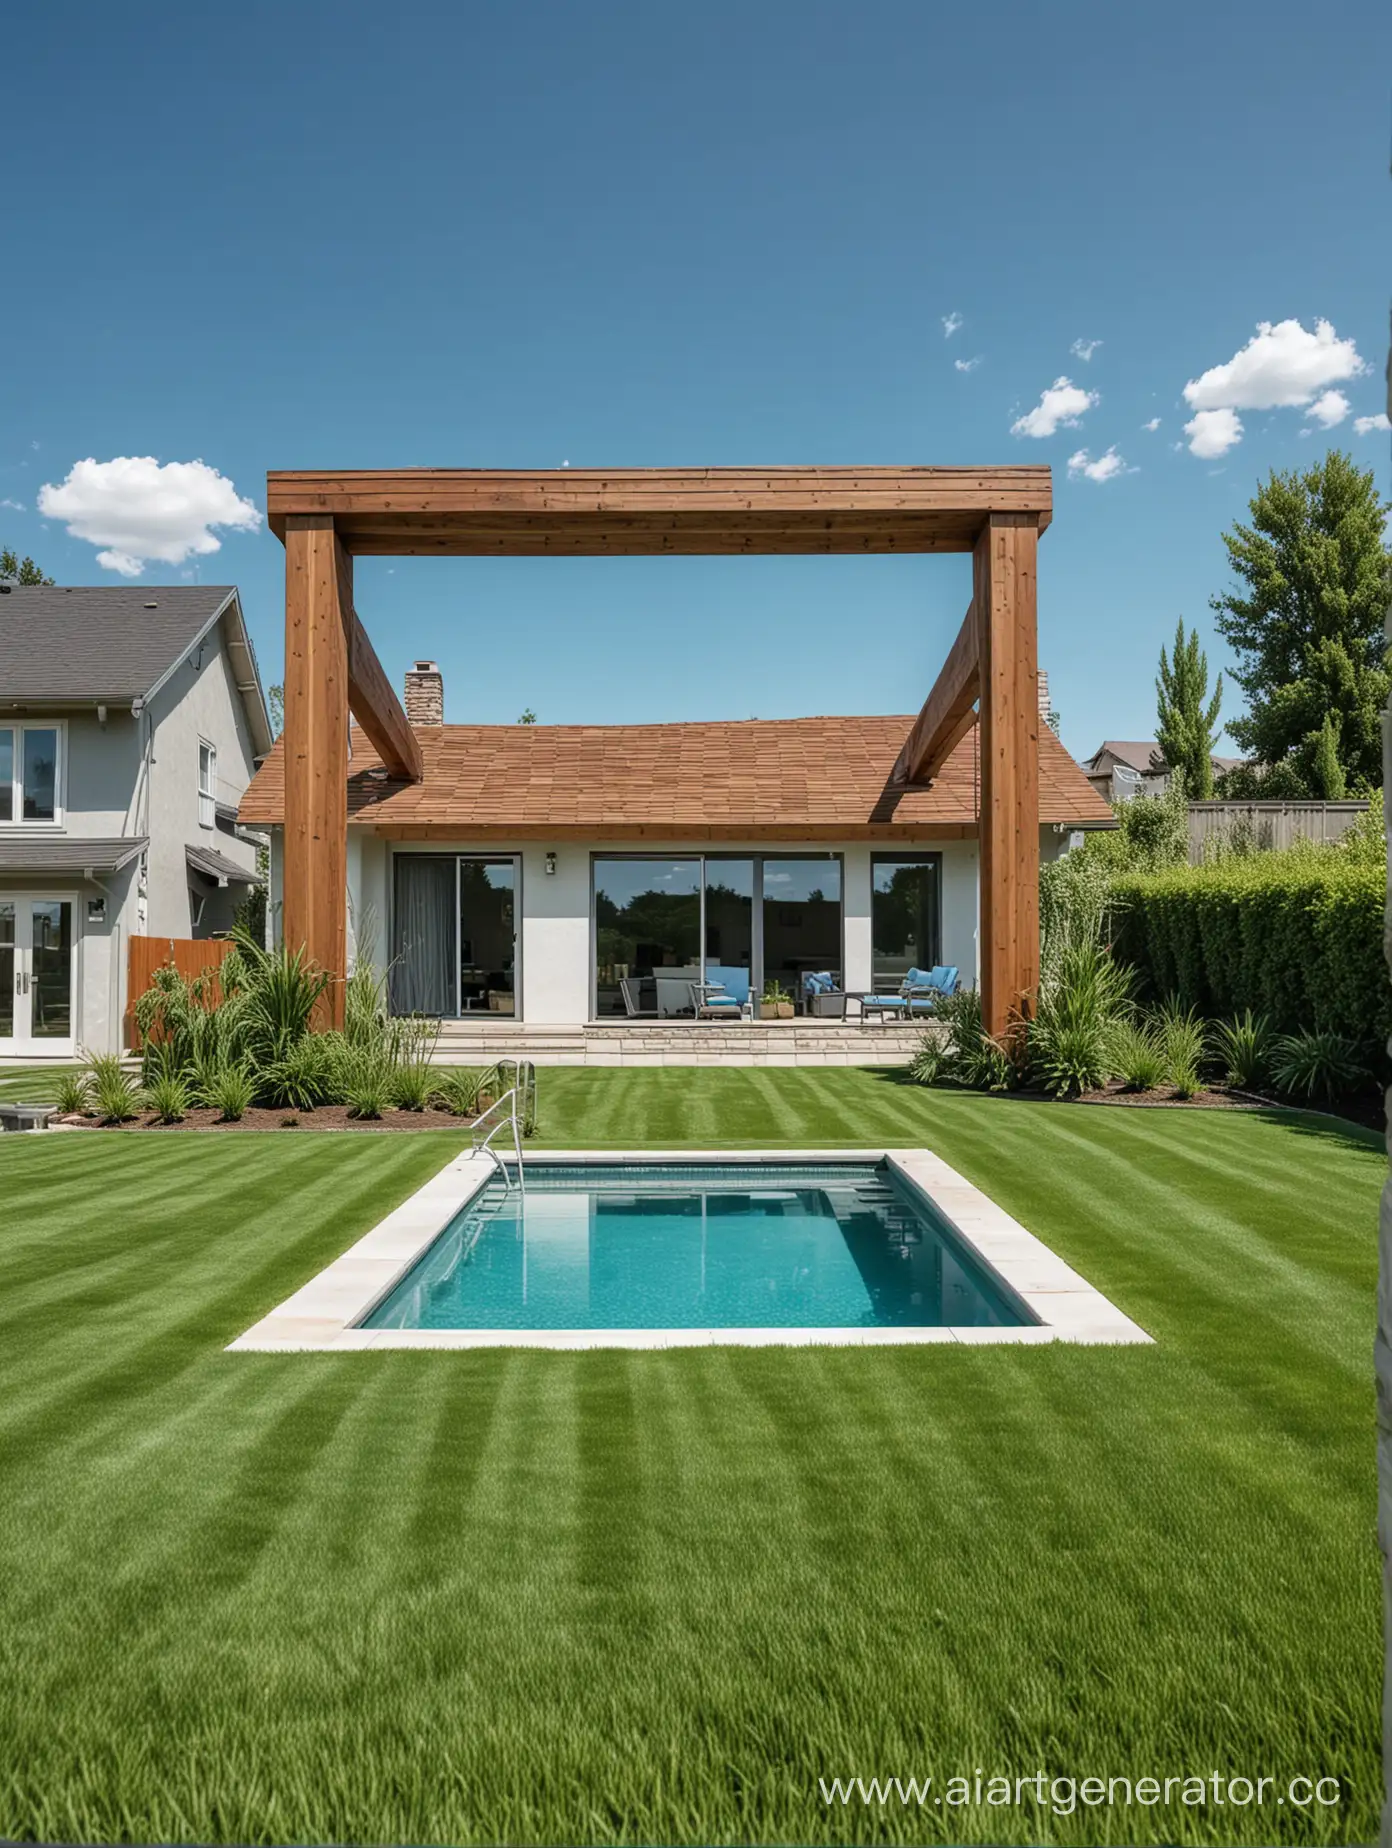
1085, 740, 1163, 775
1, 584, 274, 760
0, 835, 146, 875
187, 843, 259, 886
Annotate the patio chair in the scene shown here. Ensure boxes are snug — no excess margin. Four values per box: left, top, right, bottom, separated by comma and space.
619, 976, 657, 1017
903, 965, 960, 1015
690, 981, 743, 1021
802, 971, 846, 1018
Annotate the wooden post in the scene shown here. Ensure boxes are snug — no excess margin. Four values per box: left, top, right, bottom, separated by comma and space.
975, 512, 1040, 1042
282, 514, 349, 1026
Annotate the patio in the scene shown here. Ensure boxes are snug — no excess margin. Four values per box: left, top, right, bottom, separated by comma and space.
430, 1013, 929, 1065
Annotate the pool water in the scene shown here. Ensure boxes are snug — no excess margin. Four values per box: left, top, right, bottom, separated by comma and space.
363, 1162, 1028, 1332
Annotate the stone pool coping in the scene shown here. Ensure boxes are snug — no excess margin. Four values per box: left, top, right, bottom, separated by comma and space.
227, 1148, 1152, 1352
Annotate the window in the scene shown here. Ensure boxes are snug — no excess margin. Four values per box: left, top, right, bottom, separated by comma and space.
592, 853, 842, 1018
871, 855, 942, 987
198, 741, 216, 829
0, 724, 61, 825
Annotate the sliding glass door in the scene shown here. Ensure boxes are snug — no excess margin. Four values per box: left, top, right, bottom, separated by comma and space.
592, 854, 841, 1018
391, 855, 519, 1017
759, 858, 842, 1005
871, 855, 942, 987
593, 858, 701, 1018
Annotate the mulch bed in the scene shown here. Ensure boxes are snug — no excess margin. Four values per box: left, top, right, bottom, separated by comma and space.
1076, 1079, 1384, 1134
57, 1105, 476, 1133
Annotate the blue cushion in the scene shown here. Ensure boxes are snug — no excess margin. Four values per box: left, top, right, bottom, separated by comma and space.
704, 964, 750, 1005
865, 995, 908, 1008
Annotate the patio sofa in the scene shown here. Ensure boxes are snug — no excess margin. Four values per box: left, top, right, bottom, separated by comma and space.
856, 965, 960, 1022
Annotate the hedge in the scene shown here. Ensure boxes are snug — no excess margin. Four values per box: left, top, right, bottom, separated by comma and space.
1110, 854, 1388, 1043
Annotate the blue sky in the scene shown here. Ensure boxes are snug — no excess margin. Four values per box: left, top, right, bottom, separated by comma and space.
3, 0, 1388, 761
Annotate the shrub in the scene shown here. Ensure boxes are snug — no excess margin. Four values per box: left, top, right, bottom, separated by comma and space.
1111, 850, 1385, 1043
259, 1034, 337, 1111
908, 1033, 953, 1087
1271, 1029, 1369, 1103
1209, 1009, 1276, 1092
53, 1071, 90, 1116
205, 1062, 255, 1122
342, 1058, 392, 1120
226, 925, 331, 1067
432, 1067, 483, 1115
390, 1061, 434, 1112
85, 1053, 142, 1124
1109, 1018, 1166, 1092
1028, 941, 1132, 1100
935, 990, 1016, 1093
1156, 1002, 1206, 1099
147, 1072, 192, 1124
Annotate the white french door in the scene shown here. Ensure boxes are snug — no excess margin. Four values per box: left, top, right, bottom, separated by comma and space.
0, 896, 77, 1057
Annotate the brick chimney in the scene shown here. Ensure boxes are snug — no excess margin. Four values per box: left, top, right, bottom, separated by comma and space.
1037, 669, 1053, 731
404, 659, 444, 726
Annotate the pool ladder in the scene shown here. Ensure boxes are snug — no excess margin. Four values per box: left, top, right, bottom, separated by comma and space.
470, 1059, 536, 1186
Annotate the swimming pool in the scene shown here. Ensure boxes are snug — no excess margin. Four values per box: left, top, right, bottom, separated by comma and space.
229, 1147, 1151, 1351
363, 1161, 1029, 1332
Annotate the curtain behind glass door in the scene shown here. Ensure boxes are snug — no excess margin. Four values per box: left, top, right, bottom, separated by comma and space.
391, 857, 457, 1015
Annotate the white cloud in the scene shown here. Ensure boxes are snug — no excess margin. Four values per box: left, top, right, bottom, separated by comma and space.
1011, 376, 1098, 439
942, 312, 964, 338
37, 456, 261, 576
1184, 408, 1243, 458
0, 498, 25, 511
1070, 338, 1102, 362
1306, 389, 1350, 428
1142, 417, 1161, 432
1354, 412, 1391, 435
1184, 318, 1366, 415
1067, 446, 1128, 483
954, 355, 982, 373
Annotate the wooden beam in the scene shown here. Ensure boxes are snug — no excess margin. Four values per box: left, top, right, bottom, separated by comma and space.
892, 601, 980, 784
333, 546, 423, 782
282, 515, 349, 1026
976, 513, 1040, 1043
267, 466, 1052, 554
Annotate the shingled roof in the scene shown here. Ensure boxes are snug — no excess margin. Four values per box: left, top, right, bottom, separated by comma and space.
240, 714, 1113, 839
0, 585, 273, 756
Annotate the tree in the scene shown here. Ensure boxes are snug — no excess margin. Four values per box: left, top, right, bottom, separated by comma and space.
1310, 712, 1346, 800
267, 683, 284, 736
517, 708, 537, 724
0, 547, 54, 585
1155, 619, 1222, 798
1211, 450, 1391, 794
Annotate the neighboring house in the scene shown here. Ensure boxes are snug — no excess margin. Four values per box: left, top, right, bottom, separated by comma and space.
1080, 739, 1243, 802
240, 661, 1111, 1031
0, 585, 272, 1058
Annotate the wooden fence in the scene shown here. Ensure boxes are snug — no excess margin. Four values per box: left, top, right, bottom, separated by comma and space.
126, 935, 237, 1050
1186, 800, 1369, 862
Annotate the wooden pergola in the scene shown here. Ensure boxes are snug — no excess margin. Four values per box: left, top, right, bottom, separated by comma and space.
266, 465, 1050, 1038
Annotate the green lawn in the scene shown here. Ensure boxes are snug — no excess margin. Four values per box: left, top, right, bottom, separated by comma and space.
0, 1070, 1380, 1845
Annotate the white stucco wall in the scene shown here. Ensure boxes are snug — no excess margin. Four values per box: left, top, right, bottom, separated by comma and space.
145, 620, 261, 937
323, 834, 995, 1026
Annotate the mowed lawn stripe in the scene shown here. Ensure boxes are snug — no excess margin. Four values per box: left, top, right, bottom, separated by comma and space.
0, 1072, 1380, 1845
